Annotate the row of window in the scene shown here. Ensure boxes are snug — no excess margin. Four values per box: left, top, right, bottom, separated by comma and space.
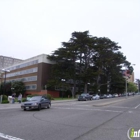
7, 76, 37, 83
25, 84, 37, 90
6, 60, 38, 71
5, 67, 38, 78
0, 57, 22, 68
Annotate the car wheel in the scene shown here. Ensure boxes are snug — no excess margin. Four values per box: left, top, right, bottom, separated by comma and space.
47, 103, 51, 109
38, 104, 41, 111
24, 108, 26, 111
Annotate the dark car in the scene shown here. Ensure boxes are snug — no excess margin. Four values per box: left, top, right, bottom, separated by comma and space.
100, 94, 107, 99
21, 96, 51, 111
78, 93, 93, 101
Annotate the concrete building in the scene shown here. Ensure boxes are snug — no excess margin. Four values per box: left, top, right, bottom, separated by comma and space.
127, 72, 135, 83
0, 55, 22, 69
0, 56, 22, 84
0, 54, 59, 97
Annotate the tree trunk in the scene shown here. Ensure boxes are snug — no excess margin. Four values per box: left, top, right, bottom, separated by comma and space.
84, 83, 88, 93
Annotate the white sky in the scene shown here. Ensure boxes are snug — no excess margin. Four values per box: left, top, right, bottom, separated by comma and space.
0, 0, 140, 79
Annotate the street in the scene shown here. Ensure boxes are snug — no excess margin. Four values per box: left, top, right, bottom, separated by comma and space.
0, 96, 140, 140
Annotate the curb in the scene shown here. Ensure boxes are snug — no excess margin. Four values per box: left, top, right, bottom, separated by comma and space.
92, 96, 137, 107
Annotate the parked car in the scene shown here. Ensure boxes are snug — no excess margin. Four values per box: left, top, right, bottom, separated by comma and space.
21, 96, 51, 111
78, 93, 93, 101
112, 94, 115, 98
93, 94, 100, 100
106, 94, 112, 98
118, 93, 122, 97
100, 94, 107, 99
114, 94, 118, 97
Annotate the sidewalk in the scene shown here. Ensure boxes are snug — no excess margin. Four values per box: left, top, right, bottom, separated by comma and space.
0, 102, 21, 110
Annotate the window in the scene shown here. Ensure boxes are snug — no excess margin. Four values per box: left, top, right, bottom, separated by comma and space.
6, 67, 38, 78
25, 84, 37, 90
6, 60, 38, 71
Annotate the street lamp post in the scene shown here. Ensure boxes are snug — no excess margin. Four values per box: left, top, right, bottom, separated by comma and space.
98, 89, 100, 94
45, 85, 47, 95
125, 76, 128, 98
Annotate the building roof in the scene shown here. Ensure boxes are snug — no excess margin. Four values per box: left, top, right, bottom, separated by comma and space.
0, 54, 55, 71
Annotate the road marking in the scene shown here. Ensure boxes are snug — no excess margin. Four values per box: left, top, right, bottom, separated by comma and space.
0, 132, 24, 140
53, 107, 123, 113
134, 104, 140, 109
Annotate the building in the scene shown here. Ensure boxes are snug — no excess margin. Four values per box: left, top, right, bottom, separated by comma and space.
0, 54, 59, 97
0, 55, 22, 69
0, 55, 23, 84
122, 70, 135, 83
127, 72, 134, 83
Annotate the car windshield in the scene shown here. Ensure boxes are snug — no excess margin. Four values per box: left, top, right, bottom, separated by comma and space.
81, 93, 89, 96
29, 96, 41, 101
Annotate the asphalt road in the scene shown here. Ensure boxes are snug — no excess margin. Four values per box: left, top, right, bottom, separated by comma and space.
0, 95, 140, 140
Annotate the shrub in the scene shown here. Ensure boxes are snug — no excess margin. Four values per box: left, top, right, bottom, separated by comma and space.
27, 95, 34, 98
27, 94, 38, 98
2, 95, 8, 101
43, 94, 53, 100
2, 100, 9, 104
22, 98, 27, 102
15, 98, 18, 102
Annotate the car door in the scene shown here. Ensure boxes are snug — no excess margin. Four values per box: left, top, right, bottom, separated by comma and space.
44, 97, 50, 107
87, 94, 91, 100
40, 98, 46, 108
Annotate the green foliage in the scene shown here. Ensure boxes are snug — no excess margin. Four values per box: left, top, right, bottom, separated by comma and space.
22, 98, 27, 102
27, 95, 34, 97
1, 95, 9, 103
27, 94, 38, 98
43, 94, 53, 100
47, 31, 133, 94
2, 95, 8, 101
2, 100, 9, 104
127, 82, 137, 92
11, 81, 26, 95
0, 82, 12, 96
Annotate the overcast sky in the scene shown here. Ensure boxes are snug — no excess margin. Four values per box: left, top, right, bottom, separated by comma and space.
0, 0, 140, 79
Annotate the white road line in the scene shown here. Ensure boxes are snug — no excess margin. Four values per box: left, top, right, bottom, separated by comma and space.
53, 107, 123, 113
0, 132, 24, 140
134, 104, 140, 109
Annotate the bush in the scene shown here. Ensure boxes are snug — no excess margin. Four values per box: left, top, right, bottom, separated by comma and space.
26, 94, 53, 100
27, 94, 38, 98
22, 98, 27, 102
27, 95, 34, 98
2, 100, 9, 104
2, 95, 8, 101
43, 94, 53, 100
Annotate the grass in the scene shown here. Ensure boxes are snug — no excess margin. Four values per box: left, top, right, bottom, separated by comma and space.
53, 97, 75, 100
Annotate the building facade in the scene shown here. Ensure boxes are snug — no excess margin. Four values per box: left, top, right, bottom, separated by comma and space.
1, 54, 59, 97
0, 55, 22, 69
127, 72, 134, 83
